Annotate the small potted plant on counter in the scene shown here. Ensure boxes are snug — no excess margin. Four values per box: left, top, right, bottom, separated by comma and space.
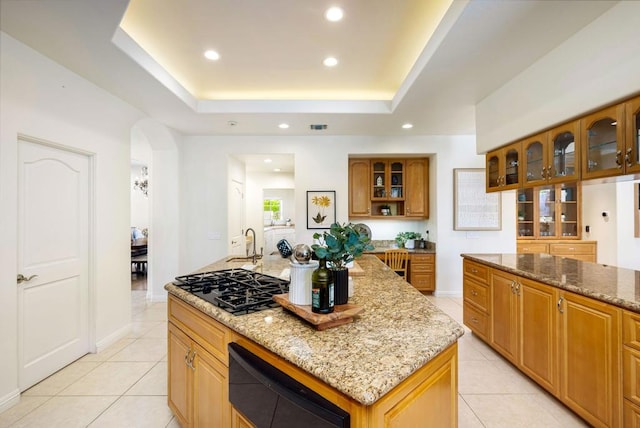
312, 222, 374, 305
395, 231, 422, 249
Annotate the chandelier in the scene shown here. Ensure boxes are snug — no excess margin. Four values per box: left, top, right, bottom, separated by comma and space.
133, 166, 149, 197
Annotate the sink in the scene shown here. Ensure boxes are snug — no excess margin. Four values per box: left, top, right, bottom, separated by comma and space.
226, 255, 264, 262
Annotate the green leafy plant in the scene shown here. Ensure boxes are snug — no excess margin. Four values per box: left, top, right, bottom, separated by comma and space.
395, 231, 422, 248
312, 222, 374, 269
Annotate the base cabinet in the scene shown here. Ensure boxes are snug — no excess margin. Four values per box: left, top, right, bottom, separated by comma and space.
463, 259, 623, 427
409, 253, 435, 292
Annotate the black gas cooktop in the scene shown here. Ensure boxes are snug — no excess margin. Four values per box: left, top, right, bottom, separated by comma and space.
173, 268, 289, 315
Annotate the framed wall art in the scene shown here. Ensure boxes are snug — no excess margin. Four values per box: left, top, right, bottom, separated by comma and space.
307, 191, 336, 229
454, 168, 502, 230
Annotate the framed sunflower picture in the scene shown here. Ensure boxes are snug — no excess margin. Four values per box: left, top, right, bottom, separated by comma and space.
306, 190, 336, 229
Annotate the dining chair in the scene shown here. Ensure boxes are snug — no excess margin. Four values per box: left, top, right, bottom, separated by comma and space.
384, 249, 409, 278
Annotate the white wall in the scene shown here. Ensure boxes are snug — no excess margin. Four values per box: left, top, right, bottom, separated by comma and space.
178, 135, 516, 297
581, 182, 618, 266
616, 180, 640, 270
0, 32, 144, 408
476, 1, 640, 154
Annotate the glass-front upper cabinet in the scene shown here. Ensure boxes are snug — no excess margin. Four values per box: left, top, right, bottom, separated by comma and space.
517, 182, 580, 239
625, 95, 640, 174
486, 142, 521, 192
372, 161, 386, 199
523, 133, 548, 187
548, 121, 580, 183
371, 160, 404, 200
581, 104, 625, 180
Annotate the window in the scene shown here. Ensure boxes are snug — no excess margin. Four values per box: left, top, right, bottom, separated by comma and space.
264, 199, 282, 224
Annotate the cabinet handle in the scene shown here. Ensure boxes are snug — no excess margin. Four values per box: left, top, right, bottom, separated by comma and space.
510, 280, 516, 294
557, 297, 564, 314
615, 150, 623, 168
515, 282, 521, 296
184, 348, 191, 367
471, 289, 478, 296
470, 317, 479, 324
626, 148, 633, 167
547, 165, 552, 180
189, 350, 197, 371
471, 268, 478, 273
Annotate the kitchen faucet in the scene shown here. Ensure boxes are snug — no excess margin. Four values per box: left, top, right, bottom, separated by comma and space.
245, 228, 259, 264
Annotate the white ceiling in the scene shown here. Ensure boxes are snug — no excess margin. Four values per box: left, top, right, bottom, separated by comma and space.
0, 0, 618, 137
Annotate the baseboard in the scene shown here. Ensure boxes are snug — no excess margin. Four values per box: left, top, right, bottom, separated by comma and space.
95, 324, 131, 353
0, 389, 21, 413
433, 290, 462, 298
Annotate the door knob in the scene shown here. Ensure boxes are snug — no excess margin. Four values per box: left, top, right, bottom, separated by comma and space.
17, 274, 38, 284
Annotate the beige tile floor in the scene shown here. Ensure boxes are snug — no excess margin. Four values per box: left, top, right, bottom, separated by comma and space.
0, 292, 588, 427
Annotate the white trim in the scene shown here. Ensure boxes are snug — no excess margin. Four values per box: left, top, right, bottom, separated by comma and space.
0, 389, 20, 413
95, 324, 131, 353
433, 290, 462, 298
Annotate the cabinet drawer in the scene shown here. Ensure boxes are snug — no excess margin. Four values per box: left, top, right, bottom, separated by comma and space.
410, 273, 434, 292
549, 243, 595, 255
463, 260, 489, 285
517, 243, 548, 253
624, 347, 640, 407
463, 279, 489, 312
169, 295, 230, 365
625, 399, 640, 428
463, 302, 489, 342
410, 258, 434, 273
625, 311, 640, 351
411, 253, 434, 264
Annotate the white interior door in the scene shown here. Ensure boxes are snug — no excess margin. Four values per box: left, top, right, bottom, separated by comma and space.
17, 139, 90, 390
229, 179, 245, 256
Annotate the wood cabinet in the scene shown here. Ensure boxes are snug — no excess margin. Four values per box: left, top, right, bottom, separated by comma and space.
348, 158, 371, 217
408, 253, 435, 292
582, 104, 626, 180
624, 310, 640, 425
522, 122, 580, 188
168, 296, 231, 428
517, 182, 581, 240
517, 240, 597, 263
463, 259, 624, 427
625, 95, 640, 175
558, 291, 622, 427
349, 157, 429, 219
486, 141, 522, 192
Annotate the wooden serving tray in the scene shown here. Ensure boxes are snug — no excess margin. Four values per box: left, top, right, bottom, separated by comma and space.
273, 293, 364, 330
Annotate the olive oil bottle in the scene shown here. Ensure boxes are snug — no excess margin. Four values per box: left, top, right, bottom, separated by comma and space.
311, 258, 334, 314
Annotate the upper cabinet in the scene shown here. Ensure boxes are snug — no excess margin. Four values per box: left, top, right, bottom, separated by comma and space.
348, 157, 429, 219
581, 104, 625, 180
625, 95, 640, 175
486, 142, 522, 192
522, 122, 580, 188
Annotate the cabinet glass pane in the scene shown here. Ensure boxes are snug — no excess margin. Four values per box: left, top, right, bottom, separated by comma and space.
517, 189, 534, 237
487, 155, 499, 187
552, 132, 576, 178
526, 141, 544, 182
505, 148, 519, 185
559, 184, 578, 237
390, 162, 403, 198
538, 186, 556, 237
372, 161, 385, 198
586, 117, 618, 172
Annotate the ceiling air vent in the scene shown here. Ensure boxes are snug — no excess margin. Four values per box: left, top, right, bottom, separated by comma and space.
309, 124, 328, 131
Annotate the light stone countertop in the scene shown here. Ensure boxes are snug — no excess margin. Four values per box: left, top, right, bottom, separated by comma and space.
462, 253, 640, 313
165, 254, 463, 406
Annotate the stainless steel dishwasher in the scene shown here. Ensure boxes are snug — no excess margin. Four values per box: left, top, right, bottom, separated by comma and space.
228, 343, 350, 428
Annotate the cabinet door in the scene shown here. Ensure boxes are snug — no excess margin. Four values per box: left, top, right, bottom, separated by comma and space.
405, 159, 428, 218
519, 279, 558, 395
536, 185, 557, 238
371, 160, 387, 199
548, 121, 580, 183
486, 149, 502, 192
502, 142, 522, 190
626, 95, 640, 174
193, 342, 230, 428
490, 270, 519, 364
523, 133, 549, 188
581, 104, 625, 180
168, 323, 192, 427
558, 291, 622, 427
348, 159, 370, 217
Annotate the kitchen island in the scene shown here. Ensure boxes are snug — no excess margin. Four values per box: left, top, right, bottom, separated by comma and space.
461, 253, 640, 428
165, 254, 463, 427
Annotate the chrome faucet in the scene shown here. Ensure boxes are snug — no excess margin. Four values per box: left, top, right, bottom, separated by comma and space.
245, 228, 258, 264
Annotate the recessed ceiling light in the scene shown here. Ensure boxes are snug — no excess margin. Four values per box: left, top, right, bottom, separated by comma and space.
402, 123, 414, 129
274, 168, 281, 172
325, 7, 344, 22
278, 123, 290, 129
323, 57, 338, 67
264, 158, 272, 163
204, 50, 220, 61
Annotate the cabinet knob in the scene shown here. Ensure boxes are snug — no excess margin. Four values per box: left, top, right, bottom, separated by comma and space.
626, 148, 633, 167
471, 289, 478, 296
557, 297, 564, 314
615, 150, 623, 168
470, 317, 479, 324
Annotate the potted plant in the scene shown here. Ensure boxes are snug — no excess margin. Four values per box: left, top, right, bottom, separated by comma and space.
312, 222, 374, 304
395, 231, 422, 249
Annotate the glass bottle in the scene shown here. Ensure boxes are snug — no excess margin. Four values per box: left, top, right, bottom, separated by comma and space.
311, 258, 334, 314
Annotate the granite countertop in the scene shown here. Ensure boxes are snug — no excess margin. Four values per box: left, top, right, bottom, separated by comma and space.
462, 253, 640, 313
366, 240, 436, 255
165, 254, 463, 406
